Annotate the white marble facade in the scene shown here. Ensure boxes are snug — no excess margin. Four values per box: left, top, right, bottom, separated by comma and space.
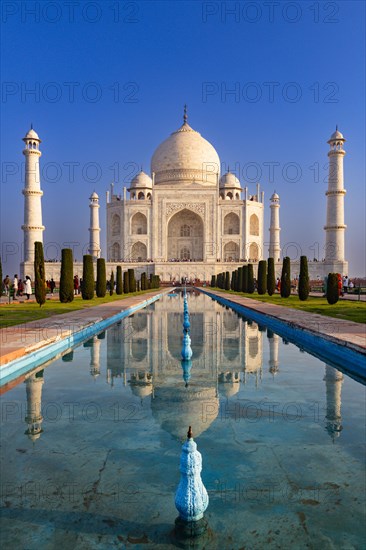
106, 114, 264, 282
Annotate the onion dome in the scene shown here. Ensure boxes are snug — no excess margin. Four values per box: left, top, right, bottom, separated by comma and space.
130, 170, 153, 189
151, 109, 220, 185
328, 126, 345, 143
219, 171, 241, 188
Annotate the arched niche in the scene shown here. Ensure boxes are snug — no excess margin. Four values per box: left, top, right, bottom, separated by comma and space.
131, 212, 147, 235
167, 209, 204, 261
224, 213, 240, 235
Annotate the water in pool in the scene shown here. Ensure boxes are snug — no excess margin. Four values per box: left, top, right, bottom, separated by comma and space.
1, 290, 365, 549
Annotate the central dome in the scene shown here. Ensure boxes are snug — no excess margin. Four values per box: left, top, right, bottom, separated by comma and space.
151, 120, 220, 185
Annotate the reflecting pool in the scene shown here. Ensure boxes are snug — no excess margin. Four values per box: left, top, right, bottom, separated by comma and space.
1, 290, 365, 549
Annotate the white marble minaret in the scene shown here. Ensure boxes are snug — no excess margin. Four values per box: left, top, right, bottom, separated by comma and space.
324, 128, 346, 262
22, 126, 45, 262
268, 332, 280, 376
24, 370, 44, 442
268, 192, 281, 262
88, 191, 101, 259
324, 365, 344, 440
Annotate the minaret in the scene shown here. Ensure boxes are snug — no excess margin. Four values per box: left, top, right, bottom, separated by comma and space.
268, 331, 279, 376
22, 126, 45, 262
324, 128, 346, 261
268, 192, 280, 261
88, 191, 101, 259
90, 335, 101, 378
24, 370, 44, 442
324, 365, 344, 441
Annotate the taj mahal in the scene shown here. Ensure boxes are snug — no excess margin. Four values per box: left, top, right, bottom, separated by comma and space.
20, 110, 348, 281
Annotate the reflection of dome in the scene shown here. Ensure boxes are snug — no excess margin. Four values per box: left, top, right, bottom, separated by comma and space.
25, 427, 43, 442
151, 120, 220, 185
130, 170, 153, 189
129, 372, 152, 399
151, 386, 219, 439
218, 372, 240, 398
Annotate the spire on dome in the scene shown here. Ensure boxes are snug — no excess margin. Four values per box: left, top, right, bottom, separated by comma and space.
183, 104, 187, 124
31, 122, 33, 130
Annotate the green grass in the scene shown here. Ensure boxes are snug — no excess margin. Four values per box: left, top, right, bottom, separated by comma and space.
0, 290, 158, 328
210, 289, 366, 324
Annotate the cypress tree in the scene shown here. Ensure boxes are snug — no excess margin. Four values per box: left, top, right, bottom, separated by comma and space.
123, 271, 130, 293
238, 267, 243, 293
0, 256, 2, 297
242, 266, 248, 292
298, 256, 310, 301
60, 248, 74, 303
137, 280, 140, 291
326, 273, 339, 304
267, 257, 276, 296
141, 272, 146, 291
116, 265, 123, 294
96, 258, 106, 297
109, 270, 114, 296
82, 255, 94, 300
128, 269, 136, 292
225, 271, 230, 290
34, 241, 46, 307
257, 260, 267, 295
280, 257, 291, 298
231, 271, 236, 290
247, 264, 255, 293
210, 275, 216, 287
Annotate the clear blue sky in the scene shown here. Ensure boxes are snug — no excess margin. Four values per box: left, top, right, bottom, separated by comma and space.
1, 0, 365, 276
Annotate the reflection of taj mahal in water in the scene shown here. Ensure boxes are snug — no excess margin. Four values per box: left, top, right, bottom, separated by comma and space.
22, 293, 345, 442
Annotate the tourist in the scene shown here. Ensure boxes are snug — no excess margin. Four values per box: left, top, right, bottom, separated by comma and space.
13, 274, 18, 300
343, 275, 349, 294
337, 273, 343, 297
3, 275, 10, 296
349, 280, 354, 291
24, 276, 32, 300
73, 275, 79, 295
50, 278, 56, 295
17, 278, 24, 297
276, 277, 281, 292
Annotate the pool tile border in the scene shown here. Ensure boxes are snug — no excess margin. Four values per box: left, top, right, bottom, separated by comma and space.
0, 292, 166, 386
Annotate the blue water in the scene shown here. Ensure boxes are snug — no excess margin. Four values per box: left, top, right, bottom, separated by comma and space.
1, 290, 365, 549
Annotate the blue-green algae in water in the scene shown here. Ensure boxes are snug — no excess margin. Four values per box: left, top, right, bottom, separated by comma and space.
0, 290, 365, 549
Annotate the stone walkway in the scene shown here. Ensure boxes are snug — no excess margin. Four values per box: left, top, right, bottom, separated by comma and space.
205, 290, 366, 354
0, 290, 165, 368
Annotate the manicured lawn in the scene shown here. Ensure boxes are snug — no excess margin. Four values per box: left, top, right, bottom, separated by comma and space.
211, 289, 366, 324
0, 290, 157, 328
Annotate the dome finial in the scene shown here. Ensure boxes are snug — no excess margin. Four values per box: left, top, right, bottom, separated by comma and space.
183, 104, 187, 124
31, 122, 33, 130
336, 124, 338, 131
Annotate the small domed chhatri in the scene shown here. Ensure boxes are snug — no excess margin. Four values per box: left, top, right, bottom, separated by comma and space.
130, 170, 153, 188
24, 126, 41, 142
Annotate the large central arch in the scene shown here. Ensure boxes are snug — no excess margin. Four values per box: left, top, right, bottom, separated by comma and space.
167, 209, 204, 261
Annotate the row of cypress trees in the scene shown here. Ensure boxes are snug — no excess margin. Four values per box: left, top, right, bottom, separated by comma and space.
210, 256, 312, 301
57, 248, 159, 303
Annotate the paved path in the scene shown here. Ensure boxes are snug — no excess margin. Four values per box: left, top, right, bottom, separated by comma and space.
205, 289, 366, 354
0, 290, 165, 368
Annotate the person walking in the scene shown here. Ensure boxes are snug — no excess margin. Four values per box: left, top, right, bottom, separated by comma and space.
24, 276, 32, 300
73, 275, 79, 295
18, 278, 24, 297
12, 274, 18, 300
3, 275, 10, 296
50, 278, 56, 295
343, 275, 349, 294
